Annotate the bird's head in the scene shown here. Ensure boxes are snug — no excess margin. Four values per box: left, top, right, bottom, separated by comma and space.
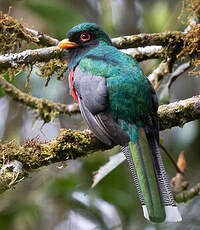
58, 23, 112, 52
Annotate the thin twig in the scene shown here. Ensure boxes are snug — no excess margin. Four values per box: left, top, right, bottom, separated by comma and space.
160, 144, 183, 174
148, 58, 172, 89
168, 62, 191, 89
44, 75, 51, 87
24, 27, 59, 46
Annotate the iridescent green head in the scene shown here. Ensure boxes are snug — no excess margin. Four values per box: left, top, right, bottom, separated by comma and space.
58, 22, 112, 50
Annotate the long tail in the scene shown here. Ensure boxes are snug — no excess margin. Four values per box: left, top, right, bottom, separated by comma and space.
121, 127, 182, 223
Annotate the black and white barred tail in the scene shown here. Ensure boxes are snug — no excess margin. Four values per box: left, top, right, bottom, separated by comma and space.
121, 139, 182, 223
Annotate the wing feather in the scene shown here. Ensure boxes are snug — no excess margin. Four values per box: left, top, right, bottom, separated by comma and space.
78, 96, 112, 145
73, 67, 129, 146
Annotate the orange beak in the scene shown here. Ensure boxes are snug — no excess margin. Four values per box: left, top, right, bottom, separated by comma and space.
58, 38, 79, 49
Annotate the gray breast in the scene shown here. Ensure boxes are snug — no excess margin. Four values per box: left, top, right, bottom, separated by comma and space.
73, 67, 108, 114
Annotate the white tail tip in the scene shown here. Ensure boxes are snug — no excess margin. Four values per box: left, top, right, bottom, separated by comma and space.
142, 205, 182, 223
164, 206, 182, 222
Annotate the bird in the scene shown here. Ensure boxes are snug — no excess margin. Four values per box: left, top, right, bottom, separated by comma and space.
58, 22, 182, 223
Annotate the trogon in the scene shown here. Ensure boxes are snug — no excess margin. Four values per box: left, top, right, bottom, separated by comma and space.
58, 23, 182, 223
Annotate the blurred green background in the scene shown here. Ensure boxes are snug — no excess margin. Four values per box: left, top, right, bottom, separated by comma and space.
0, 0, 200, 229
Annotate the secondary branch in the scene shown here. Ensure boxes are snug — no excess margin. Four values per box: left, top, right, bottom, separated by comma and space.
0, 77, 79, 122
0, 77, 200, 129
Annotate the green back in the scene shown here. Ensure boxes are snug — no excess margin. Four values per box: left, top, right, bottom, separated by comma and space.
79, 42, 152, 125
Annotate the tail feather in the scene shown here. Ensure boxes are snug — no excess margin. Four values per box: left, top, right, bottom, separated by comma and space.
129, 127, 166, 222
146, 132, 182, 222
146, 133, 175, 206
121, 126, 182, 223
120, 145, 145, 205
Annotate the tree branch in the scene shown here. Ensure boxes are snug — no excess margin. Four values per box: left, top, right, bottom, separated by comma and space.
158, 95, 200, 130
167, 62, 191, 89
148, 58, 172, 89
0, 77, 200, 128
171, 152, 200, 203
0, 46, 165, 75
111, 31, 185, 49
0, 13, 58, 52
0, 13, 199, 76
122, 46, 164, 61
0, 129, 108, 193
24, 27, 59, 46
175, 183, 200, 203
0, 77, 79, 122
0, 46, 62, 72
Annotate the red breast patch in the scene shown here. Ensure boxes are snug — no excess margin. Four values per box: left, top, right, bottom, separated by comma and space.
69, 68, 78, 103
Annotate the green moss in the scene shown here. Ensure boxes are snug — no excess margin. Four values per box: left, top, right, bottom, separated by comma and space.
0, 129, 104, 173
0, 171, 20, 193
38, 58, 66, 80
174, 183, 200, 203
177, 25, 200, 75
0, 13, 39, 54
158, 96, 200, 130
51, 129, 92, 159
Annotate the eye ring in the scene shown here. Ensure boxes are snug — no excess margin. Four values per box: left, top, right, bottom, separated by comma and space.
80, 33, 91, 42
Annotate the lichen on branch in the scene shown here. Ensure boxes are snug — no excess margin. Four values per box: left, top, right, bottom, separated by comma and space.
0, 13, 199, 78
0, 129, 108, 193
0, 77, 79, 122
175, 183, 200, 202
112, 31, 185, 49
0, 129, 106, 170
0, 46, 63, 74
0, 12, 58, 54
158, 95, 200, 130
0, 76, 200, 128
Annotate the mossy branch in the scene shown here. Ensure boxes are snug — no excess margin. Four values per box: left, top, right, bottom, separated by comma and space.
24, 27, 59, 46
0, 129, 106, 170
112, 31, 185, 49
0, 12, 58, 53
0, 13, 199, 77
0, 46, 166, 75
0, 46, 62, 73
0, 77, 79, 122
0, 129, 108, 193
158, 95, 200, 130
175, 183, 200, 203
1, 126, 200, 201
0, 77, 200, 129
